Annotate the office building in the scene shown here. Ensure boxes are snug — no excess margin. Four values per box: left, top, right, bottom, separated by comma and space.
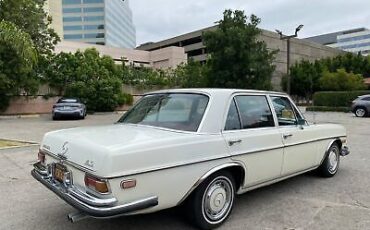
47, 0, 136, 48
137, 26, 343, 90
305, 28, 370, 56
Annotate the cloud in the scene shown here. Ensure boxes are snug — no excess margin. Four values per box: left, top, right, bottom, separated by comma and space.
129, 0, 370, 46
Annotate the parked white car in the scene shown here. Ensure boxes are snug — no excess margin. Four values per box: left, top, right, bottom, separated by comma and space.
32, 89, 349, 229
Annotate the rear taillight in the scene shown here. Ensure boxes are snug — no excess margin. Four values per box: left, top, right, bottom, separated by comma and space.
84, 174, 110, 194
38, 151, 46, 164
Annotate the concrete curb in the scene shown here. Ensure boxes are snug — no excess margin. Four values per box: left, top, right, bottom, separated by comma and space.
0, 114, 41, 119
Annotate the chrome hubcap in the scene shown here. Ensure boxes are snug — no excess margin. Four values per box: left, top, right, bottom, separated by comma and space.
202, 176, 233, 224
356, 108, 365, 117
328, 149, 339, 173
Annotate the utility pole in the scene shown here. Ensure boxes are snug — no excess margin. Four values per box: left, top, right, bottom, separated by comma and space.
275, 25, 304, 95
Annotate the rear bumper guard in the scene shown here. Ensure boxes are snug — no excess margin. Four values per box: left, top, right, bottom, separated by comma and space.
31, 164, 158, 219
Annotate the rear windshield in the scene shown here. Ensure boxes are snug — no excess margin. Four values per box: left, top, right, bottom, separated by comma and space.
118, 93, 209, 132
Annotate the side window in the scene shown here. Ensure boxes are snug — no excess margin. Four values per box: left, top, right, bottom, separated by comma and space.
271, 96, 298, 126
235, 95, 275, 129
225, 99, 241, 131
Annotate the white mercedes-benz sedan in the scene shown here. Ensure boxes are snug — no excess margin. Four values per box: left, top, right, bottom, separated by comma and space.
32, 89, 349, 229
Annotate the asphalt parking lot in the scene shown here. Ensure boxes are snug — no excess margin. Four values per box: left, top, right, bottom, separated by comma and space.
0, 111, 369, 230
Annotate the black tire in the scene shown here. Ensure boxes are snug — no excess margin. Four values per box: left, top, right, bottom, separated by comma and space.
354, 106, 367, 117
52, 115, 58, 120
318, 143, 340, 177
187, 171, 236, 230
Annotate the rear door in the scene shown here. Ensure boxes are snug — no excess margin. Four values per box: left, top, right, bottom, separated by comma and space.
222, 94, 284, 187
270, 95, 318, 175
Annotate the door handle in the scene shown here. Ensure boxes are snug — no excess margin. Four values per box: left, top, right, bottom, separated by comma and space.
283, 133, 293, 139
228, 139, 242, 146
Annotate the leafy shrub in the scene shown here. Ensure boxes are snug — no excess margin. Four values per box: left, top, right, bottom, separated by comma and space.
313, 91, 370, 107
288, 53, 370, 97
306, 106, 350, 112
47, 48, 132, 112
65, 78, 125, 112
319, 69, 366, 91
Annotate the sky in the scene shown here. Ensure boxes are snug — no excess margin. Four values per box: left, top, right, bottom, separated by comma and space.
129, 0, 370, 46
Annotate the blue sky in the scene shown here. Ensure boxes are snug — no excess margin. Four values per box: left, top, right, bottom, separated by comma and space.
130, 0, 370, 46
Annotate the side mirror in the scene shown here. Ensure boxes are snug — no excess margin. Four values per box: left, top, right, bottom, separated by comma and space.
297, 118, 306, 129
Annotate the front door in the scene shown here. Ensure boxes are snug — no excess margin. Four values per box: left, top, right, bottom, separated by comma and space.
270, 96, 317, 175
222, 94, 284, 187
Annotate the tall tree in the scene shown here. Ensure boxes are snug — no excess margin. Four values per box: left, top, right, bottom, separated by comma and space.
0, 0, 60, 55
175, 59, 208, 88
203, 10, 277, 90
0, 21, 37, 111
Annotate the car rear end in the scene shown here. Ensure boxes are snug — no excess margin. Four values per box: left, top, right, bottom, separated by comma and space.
52, 103, 85, 119
32, 148, 158, 222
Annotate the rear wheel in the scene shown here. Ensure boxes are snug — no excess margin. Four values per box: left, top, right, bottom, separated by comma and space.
187, 171, 235, 230
318, 143, 340, 177
354, 106, 367, 117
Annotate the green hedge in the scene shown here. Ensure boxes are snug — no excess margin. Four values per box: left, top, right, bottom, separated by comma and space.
313, 91, 370, 107
306, 106, 351, 112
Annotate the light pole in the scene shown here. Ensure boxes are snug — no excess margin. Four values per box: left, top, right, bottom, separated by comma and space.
275, 25, 304, 95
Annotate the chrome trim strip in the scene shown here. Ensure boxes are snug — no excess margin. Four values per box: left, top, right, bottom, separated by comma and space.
284, 136, 346, 148
31, 169, 158, 218
42, 136, 345, 179
240, 166, 318, 193
100, 135, 346, 179
69, 187, 117, 207
41, 149, 96, 173
177, 162, 245, 205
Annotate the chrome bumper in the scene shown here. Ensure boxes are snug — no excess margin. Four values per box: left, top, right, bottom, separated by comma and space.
31, 163, 158, 218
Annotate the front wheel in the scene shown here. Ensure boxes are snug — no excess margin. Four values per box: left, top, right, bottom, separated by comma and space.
187, 171, 235, 230
318, 143, 340, 177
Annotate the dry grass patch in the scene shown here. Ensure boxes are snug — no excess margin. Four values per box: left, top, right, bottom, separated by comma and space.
0, 139, 31, 149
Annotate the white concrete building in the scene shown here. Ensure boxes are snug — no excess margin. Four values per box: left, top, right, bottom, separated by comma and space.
55, 41, 188, 69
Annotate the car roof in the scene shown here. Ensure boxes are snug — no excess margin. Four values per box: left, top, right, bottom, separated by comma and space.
145, 88, 287, 97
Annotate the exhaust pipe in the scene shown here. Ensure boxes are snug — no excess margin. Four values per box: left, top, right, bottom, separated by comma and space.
67, 212, 88, 223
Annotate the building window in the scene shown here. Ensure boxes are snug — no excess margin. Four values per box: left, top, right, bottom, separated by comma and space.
64, 25, 83, 30
84, 24, 104, 30
83, 0, 103, 3
62, 0, 81, 5
63, 17, 82, 22
84, 16, 104, 21
64, 34, 83, 39
63, 8, 82, 13
84, 33, 105, 38
338, 34, 370, 43
84, 7, 104, 12
339, 42, 370, 50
